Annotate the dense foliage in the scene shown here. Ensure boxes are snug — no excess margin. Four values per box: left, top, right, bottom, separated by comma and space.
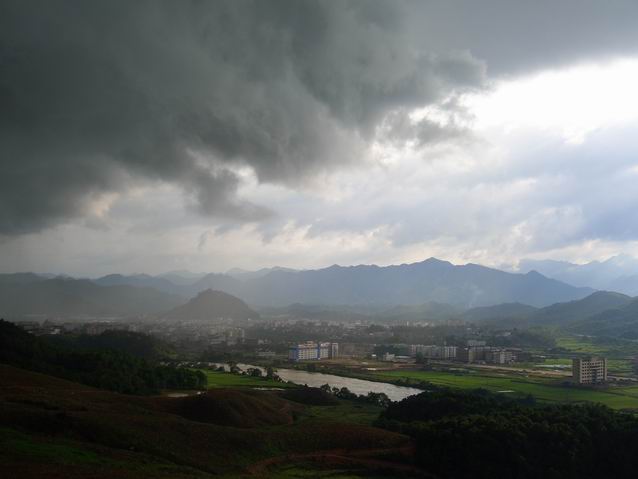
0, 320, 206, 394
50, 329, 170, 360
377, 389, 638, 478
319, 384, 392, 408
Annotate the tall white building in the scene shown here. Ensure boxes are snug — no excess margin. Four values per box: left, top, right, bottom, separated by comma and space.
572, 357, 607, 384
288, 341, 338, 361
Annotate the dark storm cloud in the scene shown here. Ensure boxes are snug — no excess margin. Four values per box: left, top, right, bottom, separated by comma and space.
407, 0, 638, 76
0, 0, 486, 234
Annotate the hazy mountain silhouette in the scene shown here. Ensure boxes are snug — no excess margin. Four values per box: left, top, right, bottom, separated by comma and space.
219, 258, 593, 308
0, 277, 183, 318
530, 290, 633, 326
225, 266, 298, 281
163, 289, 259, 321
94, 274, 181, 294
1, 258, 596, 317
157, 270, 208, 285
518, 255, 638, 295
464, 291, 634, 331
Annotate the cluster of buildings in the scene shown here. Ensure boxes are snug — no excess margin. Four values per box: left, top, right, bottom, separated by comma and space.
457, 341, 515, 365
381, 340, 516, 365
288, 341, 339, 361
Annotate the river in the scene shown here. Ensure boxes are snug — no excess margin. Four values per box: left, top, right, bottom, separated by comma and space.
215, 363, 422, 402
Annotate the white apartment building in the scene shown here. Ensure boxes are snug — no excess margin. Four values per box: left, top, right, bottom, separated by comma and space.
572, 357, 607, 384
288, 341, 339, 361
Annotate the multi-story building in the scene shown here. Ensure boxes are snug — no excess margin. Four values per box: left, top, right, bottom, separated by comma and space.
485, 349, 514, 365
573, 357, 607, 384
411, 345, 457, 360
288, 341, 339, 361
458, 346, 513, 364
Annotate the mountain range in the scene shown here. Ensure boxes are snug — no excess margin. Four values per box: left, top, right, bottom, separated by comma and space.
0, 258, 596, 319
95, 258, 594, 308
518, 255, 638, 296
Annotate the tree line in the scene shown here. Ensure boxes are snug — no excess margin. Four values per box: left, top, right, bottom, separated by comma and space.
376, 388, 638, 478
0, 319, 206, 394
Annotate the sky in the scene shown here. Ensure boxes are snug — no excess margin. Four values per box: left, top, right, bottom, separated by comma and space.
1, 0, 638, 277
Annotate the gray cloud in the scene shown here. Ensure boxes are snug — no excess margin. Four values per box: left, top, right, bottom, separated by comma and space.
0, 0, 487, 234
406, 0, 638, 76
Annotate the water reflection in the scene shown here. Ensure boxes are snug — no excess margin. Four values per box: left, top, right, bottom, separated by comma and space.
214, 363, 422, 402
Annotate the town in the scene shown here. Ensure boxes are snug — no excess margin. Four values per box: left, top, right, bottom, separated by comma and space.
15, 315, 618, 389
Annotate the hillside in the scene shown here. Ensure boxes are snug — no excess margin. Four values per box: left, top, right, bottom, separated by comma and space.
155, 388, 299, 428
0, 320, 205, 394
381, 302, 462, 322
462, 302, 538, 323
463, 291, 633, 330
163, 289, 259, 321
0, 277, 184, 318
0, 364, 414, 478
567, 298, 638, 338
529, 291, 633, 326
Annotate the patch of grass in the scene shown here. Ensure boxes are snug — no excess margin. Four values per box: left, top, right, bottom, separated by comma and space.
296, 399, 384, 427
199, 370, 297, 389
0, 427, 103, 465
555, 336, 638, 359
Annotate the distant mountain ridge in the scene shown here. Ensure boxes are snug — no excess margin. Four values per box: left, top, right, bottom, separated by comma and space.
464, 290, 635, 334
518, 255, 638, 295
0, 275, 184, 318
201, 258, 593, 308
2, 258, 595, 316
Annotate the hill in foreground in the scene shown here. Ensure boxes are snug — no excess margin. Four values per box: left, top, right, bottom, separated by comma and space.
0, 364, 414, 478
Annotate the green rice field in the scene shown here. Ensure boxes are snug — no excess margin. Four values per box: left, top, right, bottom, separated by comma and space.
371, 369, 638, 410
200, 370, 297, 389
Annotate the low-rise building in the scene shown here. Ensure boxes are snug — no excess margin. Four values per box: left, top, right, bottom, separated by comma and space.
573, 357, 607, 384
381, 352, 396, 362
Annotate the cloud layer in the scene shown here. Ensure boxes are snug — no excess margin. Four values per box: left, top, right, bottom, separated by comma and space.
2, 1, 638, 275
0, 0, 486, 234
